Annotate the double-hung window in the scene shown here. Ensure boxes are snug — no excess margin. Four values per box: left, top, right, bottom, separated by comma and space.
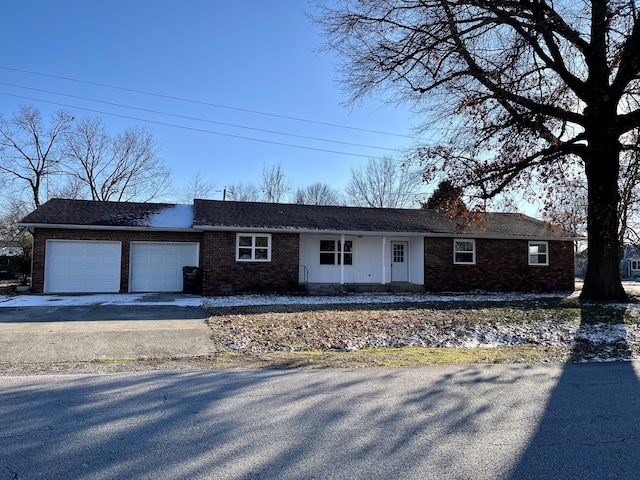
453, 239, 475, 264
320, 240, 352, 265
528, 241, 549, 265
236, 233, 271, 262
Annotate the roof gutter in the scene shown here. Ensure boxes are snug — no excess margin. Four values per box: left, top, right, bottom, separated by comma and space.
193, 224, 578, 241
18, 223, 204, 233
17, 222, 579, 241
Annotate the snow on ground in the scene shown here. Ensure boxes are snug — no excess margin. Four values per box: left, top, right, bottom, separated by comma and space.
1, 280, 638, 309
344, 321, 640, 351
0, 289, 638, 310
0, 293, 204, 307
1, 290, 640, 353
0, 291, 578, 308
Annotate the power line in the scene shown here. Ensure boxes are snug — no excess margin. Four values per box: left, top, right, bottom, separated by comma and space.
0, 91, 388, 159
0, 82, 403, 153
0, 65, 414, 139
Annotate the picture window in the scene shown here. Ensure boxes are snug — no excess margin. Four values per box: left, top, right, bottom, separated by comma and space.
236, 234, 271, 262
320, 240, 352, 265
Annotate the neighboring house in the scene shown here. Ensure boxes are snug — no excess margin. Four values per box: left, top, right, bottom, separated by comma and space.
574, 247, 588, 278
18, 198, 576, 295
621, 245, 640, 279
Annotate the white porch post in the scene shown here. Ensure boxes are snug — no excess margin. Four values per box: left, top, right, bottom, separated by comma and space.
381, 236, 387, 284
340, 234, 345, 285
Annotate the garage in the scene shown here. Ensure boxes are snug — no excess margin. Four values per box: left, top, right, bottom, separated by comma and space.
129, 242, 199, 292
45, 240, 122, 293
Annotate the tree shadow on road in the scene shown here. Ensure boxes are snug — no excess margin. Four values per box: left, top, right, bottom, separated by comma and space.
507, 304, 640, 479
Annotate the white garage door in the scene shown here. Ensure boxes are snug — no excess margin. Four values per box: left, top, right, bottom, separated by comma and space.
130, 242, 199, 292
45, 240, 122, 293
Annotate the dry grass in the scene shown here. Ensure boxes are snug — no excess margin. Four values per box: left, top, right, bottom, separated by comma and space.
202, 299, 640, 368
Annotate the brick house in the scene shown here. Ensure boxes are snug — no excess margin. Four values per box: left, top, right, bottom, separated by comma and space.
19, 198, 576, 295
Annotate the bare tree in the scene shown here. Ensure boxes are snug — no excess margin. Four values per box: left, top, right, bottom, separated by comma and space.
0, 106, 74, 208
295, 182, 343, 205
315, 1, 640, 301
542, 175, 589, 236
259, 163, 291, 203
619, 133, 640, 247
176, 169, 218, 203
64, 118, 171, 202
543, 140, 640, 254
0, 198, 30, 241
49, 176, 86, 201
345, 156, 425, 208
226, 181, 261, 202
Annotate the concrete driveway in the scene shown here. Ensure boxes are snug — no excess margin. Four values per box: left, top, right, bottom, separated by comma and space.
0, 294, 217, 363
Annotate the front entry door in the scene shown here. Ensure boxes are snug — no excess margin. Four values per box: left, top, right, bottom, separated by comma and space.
391, 241, 409, 282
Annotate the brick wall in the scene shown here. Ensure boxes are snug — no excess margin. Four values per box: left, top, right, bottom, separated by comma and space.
31, 228, 203, 293
32, 228, 572, 295
424, 237, 575, 292
200, 231, 300, 294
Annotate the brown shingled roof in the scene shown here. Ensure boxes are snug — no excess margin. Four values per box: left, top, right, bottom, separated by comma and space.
193, 199, 570, 239
19, 198, 572, 239
18, 198, 180, 228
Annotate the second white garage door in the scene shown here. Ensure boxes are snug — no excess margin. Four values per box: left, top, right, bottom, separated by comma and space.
129, 242, 199, 292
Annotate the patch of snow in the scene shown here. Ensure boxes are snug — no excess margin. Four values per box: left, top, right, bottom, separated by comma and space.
342, 322, 640, 351
0, 290, 592, 308
0, 290, 637, 313
148, 204, 194, 228
0, 293, 203, 307
200, 291, 571, 309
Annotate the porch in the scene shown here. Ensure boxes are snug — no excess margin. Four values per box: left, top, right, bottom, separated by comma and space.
298, 233, 425, 289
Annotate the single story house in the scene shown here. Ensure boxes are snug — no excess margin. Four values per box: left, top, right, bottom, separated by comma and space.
18, 198, 576, 295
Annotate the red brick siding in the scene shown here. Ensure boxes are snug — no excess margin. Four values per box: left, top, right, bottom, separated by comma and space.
200, 231, 300, 294
31, 228, 203, 293
424, 237, 574, 292
32, 228, 573, 295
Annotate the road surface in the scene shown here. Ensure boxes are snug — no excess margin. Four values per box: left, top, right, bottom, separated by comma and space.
2, 362, 640, 479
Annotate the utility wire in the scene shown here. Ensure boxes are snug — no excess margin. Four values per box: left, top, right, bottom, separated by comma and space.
0, 65, 414, 139
0, 91, 388, 159
0, 82, 403, 153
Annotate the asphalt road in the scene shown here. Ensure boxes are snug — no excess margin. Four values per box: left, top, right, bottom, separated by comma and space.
2, 362, 640, 480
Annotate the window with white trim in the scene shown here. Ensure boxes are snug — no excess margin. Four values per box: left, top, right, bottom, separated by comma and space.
528, 241, 549, 265
454, 239, 476, 264
320, 240, 352, 265
236, 234, 271, 262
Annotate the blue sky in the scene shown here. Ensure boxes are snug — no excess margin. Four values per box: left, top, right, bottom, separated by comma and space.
0, 1, 425, 203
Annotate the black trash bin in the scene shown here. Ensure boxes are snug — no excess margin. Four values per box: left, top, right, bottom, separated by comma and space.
182, 266, 202, 294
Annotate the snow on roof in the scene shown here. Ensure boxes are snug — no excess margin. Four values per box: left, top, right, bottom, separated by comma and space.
148, 204, 194, 228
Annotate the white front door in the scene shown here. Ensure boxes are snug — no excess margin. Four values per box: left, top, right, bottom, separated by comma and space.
391, 241, 409, 282
130, 242, 199, 292
45, 240, 122, 293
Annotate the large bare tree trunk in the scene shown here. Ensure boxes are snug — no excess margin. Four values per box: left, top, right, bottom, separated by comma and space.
580, 136, 627, 301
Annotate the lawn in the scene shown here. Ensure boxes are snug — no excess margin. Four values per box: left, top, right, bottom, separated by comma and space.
204, 294, 640, 368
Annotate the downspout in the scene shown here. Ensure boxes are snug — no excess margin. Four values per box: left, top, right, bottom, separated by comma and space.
340, 234, 345, 285
28, 227, 34, 289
